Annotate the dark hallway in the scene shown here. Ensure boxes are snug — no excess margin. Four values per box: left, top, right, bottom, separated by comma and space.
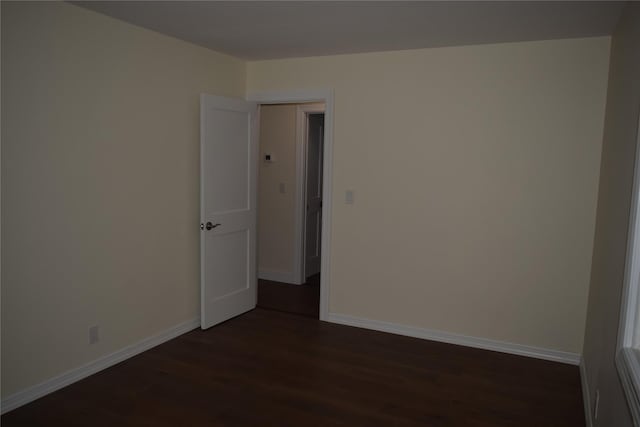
257, 274, 320, 318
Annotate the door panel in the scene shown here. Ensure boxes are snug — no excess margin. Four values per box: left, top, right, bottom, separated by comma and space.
200, 94, 257, 329
205, 229, 249, 298
204, 109, 250, 213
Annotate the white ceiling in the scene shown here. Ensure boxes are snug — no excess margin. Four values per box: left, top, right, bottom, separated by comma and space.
73, 1, 625, 60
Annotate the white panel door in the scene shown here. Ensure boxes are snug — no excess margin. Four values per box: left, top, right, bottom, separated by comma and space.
305, 114, 324, 278
200, 94, 258, 329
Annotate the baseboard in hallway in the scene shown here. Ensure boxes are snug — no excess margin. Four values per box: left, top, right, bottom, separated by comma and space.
257, 273, 320, 318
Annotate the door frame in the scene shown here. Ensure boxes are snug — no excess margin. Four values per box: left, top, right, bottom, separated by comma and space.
295, 103, 325, 284
248, 89, 334, 321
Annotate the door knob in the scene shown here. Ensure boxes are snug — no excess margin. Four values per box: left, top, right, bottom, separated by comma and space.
205, 222, 221, 230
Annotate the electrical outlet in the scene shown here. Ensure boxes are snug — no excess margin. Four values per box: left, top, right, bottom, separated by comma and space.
88, 325, 99, 345
594, 389, 600, 420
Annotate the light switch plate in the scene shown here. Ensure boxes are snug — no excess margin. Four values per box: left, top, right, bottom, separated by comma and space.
345, 190, 354, 204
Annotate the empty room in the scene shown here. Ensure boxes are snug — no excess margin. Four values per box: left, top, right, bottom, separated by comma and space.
2, 1, 639, 426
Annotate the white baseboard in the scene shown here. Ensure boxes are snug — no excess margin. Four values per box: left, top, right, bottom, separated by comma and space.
2, 312, 582, 415
1, 318, 200, 415
580, 359, 594, 427
258, 269, 302, 285
327, 312, 581, 365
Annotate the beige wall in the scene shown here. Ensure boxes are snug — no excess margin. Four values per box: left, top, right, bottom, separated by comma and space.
582, 3, 640, 426
258, 104, 297, 277
248, 36, 610, 353
0, 0, 616, 405
1, 2, 245, 397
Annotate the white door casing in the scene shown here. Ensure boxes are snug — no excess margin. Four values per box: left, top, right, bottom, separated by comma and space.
200, 94, 258, 329
248, 89, 334, 322
305, 113, 324, 278
294, 103, 325, 283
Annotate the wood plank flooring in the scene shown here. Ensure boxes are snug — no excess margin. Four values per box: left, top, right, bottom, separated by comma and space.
2, 308, 585, 426
257, 273, 320, 318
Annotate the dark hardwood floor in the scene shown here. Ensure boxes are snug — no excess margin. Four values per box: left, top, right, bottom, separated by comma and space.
2, 308, 585, 426
257, 273, 320, 318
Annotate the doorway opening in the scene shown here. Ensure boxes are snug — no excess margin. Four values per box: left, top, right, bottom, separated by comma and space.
255, 102, 326, 318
